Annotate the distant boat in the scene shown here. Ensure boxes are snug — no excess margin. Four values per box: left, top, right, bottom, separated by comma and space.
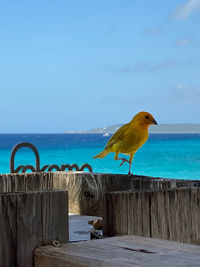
103, 133, 110, 137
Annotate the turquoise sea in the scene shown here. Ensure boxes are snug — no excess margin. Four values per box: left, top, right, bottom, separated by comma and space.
0, 133, 200, 180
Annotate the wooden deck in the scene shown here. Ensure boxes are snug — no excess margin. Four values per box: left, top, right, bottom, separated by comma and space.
35, 235, 200, 267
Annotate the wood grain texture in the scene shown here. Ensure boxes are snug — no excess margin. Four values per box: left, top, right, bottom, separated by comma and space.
16, 192, 43, 267
46, 172, 200, 216
0, 193, 17, 267
34, 235, 200, 267
0, 190, 68, 267
42, 190, 68, 244
1, 172, 200, 216
103, 188, 200, 244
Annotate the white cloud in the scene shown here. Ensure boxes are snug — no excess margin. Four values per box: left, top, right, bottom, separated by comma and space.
177, 82, 184, 89
104, 62, 149, 74
153, 60, 177, 70
103, 59, 198, 75
133, 62, 149, 72
144, 27, 160, 35
174, 38, 192, 46
171, 0, 200, 19
172, 82, 200, 105
107, 26, 116, 34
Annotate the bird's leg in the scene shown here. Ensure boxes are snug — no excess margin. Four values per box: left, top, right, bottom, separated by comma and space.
128, 163, 132, 175
115, 153, 134, 175
128, 154, 134, 175
118, 158, 130, 166
116, 155, 131, 167
115, 153, 130, 166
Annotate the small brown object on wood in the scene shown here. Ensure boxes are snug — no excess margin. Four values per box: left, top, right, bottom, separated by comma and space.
88, 219, 103, 230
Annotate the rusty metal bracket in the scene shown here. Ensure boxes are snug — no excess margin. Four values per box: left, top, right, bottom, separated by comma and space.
10, 142, 93, 173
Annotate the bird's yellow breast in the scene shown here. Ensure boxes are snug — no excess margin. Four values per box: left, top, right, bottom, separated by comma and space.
121, 127, 147, 152
111, 124, 148, 154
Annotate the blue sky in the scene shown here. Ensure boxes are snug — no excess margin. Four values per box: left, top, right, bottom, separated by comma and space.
1, 0, 200, 133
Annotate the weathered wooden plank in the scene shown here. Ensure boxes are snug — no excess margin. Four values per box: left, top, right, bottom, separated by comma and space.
0, 174, 8, 192
141, 191, 150, 237
127, 192, 134, 235
102, 192, 109, 236
114, 193, 123, 236
10, 173, 27, 192
150, 190, 167, 239
121, 193, 128, 235
191, 189, 200, 244
42, 190, 68, 244
1, 172, 200, 217
150, 188, 200, 244
16, 192, 42, 267
0, 190, 68, 267
24, 172, 54, 192
103, 192, 114, 237
103, 188, 200, 244
132, 192, 140, 235
34, 235, 200, 267
0, 193, 17, 267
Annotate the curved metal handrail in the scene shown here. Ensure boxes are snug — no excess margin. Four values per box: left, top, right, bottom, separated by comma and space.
10, 142, 93, 173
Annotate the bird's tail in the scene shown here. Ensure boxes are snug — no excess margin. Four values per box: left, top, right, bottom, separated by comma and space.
93, 150, 108, 159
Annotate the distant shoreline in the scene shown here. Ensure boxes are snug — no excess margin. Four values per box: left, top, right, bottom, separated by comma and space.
66, 131, 200, 134
66, 123, 200, 135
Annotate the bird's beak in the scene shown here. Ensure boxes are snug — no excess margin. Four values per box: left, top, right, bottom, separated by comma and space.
152, 119, 158, 125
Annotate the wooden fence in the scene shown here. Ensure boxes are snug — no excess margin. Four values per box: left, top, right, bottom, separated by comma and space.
1, 172, 200, 216
103, 187, 200, 244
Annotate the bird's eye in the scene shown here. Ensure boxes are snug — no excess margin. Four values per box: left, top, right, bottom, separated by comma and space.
145, 115, 149, 119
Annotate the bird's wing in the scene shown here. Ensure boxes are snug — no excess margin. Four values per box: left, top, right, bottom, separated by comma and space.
105, 123, 130, 149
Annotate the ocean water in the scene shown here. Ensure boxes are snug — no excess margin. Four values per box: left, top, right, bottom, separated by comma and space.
0, 133, 200, 180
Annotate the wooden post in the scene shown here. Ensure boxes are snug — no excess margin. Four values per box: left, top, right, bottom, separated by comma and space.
0, 190, 68, 267
103, 188, 200, 244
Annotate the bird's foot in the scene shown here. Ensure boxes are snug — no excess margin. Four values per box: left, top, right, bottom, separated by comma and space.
118, 158, 130, 167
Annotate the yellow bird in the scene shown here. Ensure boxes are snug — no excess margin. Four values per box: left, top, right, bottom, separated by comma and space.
93, 111, 157, 175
